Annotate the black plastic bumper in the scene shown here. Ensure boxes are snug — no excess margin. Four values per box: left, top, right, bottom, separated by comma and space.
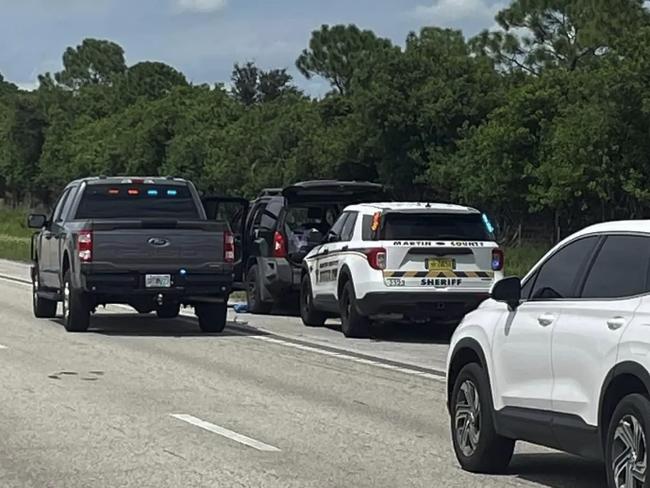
355, 292, 489, 319
80, 269, 232, 301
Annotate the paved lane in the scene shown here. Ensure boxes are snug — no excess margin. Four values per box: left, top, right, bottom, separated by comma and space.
0, 262, 606, 487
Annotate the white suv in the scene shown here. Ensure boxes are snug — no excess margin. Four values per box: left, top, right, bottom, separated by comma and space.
300, 202, 503, 337
447, 221, 650, 487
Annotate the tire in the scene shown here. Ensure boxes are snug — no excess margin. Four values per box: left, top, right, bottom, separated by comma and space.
339, 281, 370, 338
450, 363, 515, 474
605, 393, 650, 488
32, 266, 57, 318
300, 274, 326, 327
246, 265, 272, 315
62, 270, 90, 332
196, 303, 227, 333
156, 303, 180, 319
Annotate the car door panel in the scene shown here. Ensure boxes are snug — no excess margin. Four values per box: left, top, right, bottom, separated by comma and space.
492, 236, 599, 413
312, 213, 349, 298
551, 234, 650, 427
492, 302, 557, 411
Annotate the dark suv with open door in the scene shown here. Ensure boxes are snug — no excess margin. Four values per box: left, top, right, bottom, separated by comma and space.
204, 181, 384, 314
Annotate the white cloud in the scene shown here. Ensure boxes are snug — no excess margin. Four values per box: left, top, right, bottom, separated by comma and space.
175, 0, 227, 13
411, 0, 504, 34
16, 80, 39, 92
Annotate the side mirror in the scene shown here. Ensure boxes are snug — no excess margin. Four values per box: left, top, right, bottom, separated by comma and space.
27, 214, 47, 229
491, 276, 521, 311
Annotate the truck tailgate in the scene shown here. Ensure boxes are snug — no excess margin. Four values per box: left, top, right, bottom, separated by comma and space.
90, 220, 224, 269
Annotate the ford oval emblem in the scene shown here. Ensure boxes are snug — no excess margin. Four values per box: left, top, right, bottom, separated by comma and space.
148, 237, 170, 248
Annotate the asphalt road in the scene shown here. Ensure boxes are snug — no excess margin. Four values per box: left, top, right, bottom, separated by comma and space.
0, 260, 606, 487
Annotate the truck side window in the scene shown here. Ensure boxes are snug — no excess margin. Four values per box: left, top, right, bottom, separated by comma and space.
59, 186, 78, 222
51, 189, 71, 223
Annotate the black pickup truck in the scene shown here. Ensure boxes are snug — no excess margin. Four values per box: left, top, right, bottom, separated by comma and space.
28, 177, 234, 333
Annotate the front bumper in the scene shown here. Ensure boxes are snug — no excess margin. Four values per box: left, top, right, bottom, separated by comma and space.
355, 292, 489, 319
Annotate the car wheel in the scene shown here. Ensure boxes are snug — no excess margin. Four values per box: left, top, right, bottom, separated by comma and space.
606, 393, 650, 488
62, 270, 90, 332
246, 265, 272, 315
196, 303, 227, 333
32, 267, 57, 318
156, 303, 180, 319
339, 281, 370, 338
451, 363, 515, 473
300, 274, 326, 327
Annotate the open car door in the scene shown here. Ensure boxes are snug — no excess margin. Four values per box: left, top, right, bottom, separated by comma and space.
282, 180, 385, 204
202, 196, 249, 284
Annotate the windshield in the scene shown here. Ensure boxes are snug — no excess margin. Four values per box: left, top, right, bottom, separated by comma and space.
380, 213, 494, 241
75, 184, 200, 220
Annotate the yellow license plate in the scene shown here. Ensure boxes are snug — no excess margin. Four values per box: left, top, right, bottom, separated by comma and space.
427, 258, 454, 271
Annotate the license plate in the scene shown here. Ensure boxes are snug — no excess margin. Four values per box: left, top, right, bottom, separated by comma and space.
145, 274, 171, 288
427, 258, 454, 271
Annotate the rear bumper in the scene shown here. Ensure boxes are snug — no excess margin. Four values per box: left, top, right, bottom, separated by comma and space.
355, 292, 489, 319
80, 265, 233, 302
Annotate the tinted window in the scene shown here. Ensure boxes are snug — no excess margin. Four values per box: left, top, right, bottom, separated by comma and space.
59, 186, 78, 222
381, 213, 493, 241
581, 235, 650, 299
520, 272, 536, 300
75, 184, 200, 219
259, 200, 282, 230
362, 215, 374, 241
328, 212, 349, 240
340, 212, 358, 241
52, 189, 71, 222
531, 236, 599, 300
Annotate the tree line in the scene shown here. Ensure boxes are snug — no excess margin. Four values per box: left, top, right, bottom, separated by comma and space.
2, 0, 650, 242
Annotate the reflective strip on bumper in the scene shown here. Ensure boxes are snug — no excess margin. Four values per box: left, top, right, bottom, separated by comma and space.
383, 270, 494, 278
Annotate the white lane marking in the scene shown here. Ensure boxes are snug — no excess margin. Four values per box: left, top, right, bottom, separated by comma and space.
170, 414, 281, 452
0, 344, 7, 349
246, 335, 446, 383
121, 305, 446, 382
0, 272, 446, 382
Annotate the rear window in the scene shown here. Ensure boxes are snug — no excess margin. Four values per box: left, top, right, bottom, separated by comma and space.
380, 213, 494, 241
75, 184, 200, 220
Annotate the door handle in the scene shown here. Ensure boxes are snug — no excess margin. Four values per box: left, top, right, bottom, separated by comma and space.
607, 317, 626, 331
537, 313, 555, 327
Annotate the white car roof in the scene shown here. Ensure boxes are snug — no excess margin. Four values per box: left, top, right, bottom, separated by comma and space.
346, 202, 480, 215
571, 220, 650, 238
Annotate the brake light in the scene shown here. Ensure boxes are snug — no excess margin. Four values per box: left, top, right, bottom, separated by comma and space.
127, 188, 139, 196
272, 231, 287, 258
78, 230, 93, 262
224, 231, 235, 263
492, 249, 504, 271
365, 248, 386, 270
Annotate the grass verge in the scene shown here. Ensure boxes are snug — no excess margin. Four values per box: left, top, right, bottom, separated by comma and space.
0, 208, 32, 262
504, 245, 549, 278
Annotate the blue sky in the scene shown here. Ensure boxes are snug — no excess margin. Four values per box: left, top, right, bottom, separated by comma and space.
0, 0, 505, 96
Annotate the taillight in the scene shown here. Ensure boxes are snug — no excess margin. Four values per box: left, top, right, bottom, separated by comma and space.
78, 230, 93, 262
492, 249, 504, 271
224, 231, 235, 264
365, 248, 386, 270
272, 231, 287, 258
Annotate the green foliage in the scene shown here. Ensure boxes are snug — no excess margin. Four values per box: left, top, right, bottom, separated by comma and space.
3, 1, 650, 244
0, 207, 31, 262
296, 24, 397, 94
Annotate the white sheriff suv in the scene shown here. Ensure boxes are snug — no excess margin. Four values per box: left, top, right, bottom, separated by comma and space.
300, 202, 503, 337
447, 220, 650, 488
